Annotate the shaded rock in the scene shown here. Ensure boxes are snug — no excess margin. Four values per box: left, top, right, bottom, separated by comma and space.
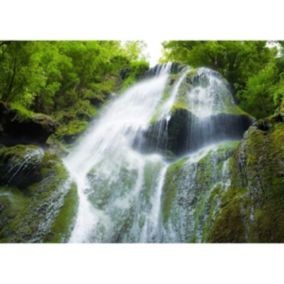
139, 108, 253, 156
0, 101, 58, 146
142, 62, 186, 79
0, 148, 78, 243
0, 145, 44, 188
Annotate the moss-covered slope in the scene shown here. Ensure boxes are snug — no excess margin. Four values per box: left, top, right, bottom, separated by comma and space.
0, 145, 78, 243
160, 141, 239, 242
208, 119, 284, 242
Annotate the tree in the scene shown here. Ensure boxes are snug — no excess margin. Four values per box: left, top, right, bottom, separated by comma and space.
163, 41, 275, 93
0, 41, 149, 114
162, 41, 280, 118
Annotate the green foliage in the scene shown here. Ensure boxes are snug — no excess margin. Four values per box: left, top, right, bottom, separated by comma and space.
0, 41, 149, 115
54, 119, 89, 144
162, 41, 282, 118
0, 41, 149, 145
163, 41, 275, 91
239, 57, 284, 118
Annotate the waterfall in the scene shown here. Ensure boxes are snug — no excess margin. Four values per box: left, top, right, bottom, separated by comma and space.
64, 63, 251, 243
64, 63, 172, 242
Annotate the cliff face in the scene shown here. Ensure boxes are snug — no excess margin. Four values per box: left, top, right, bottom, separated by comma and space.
158, 99, 284, 243
208, 105, 284, 242
0, 145, 78, 243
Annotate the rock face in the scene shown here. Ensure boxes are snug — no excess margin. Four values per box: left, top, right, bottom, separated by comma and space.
141, 109, 253, 156
208, 118, 284, 242
160, 141, 238, 242
0, 144, 78, 243
0, 145, 44, 188
0, 101, 57, 145
159, 115, 284, 242
142, 62, 185, 78
135, 66, 254, 157
150, 74, 284, 243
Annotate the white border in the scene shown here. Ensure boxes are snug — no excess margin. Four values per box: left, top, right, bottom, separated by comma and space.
1, 0, 284, 283
0, 244, 283, 284
0, 0, 283, 40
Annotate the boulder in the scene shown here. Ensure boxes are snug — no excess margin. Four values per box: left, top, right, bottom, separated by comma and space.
0, 146, 78, 243
0, 101, 58, 145
0, 145, 44, 188
139, 108, 253, 156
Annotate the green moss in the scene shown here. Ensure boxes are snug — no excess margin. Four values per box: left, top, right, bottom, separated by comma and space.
57, 120, 88, 137
48, 99, 98, 146
162, 157, 187, 223
224, 103, 249, 116
0, 144, 39, 164
54, 119, 88, 144
0, 186, 28, 220
149, 89, 171, 124
9, 102, 35, 120
187, 68, 198, 78
44, 182, 78, 243
200, 184, 222, 241
0, 145, 44, 188
208, 187, 248, 242
39, 152, 67, 180
0, 150, 71, 243
208, 122, 284, 242
171, 99, 189, 113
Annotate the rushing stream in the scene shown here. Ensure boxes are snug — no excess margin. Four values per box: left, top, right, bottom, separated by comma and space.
64, 63, 251, 242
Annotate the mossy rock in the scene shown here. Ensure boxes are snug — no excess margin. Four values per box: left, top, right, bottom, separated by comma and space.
0, 101, 57, 145
208, 122, 284, 242
162, 157, 187, 223
160, 141, 239, 242
54, 119, 89, 144
44, 182, 78, 243
0, 150, 78, 243
142, 106, 252, 157
0, 145, 44, 188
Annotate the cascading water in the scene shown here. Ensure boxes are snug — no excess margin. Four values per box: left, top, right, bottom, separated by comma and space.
7, 148, 44, 185
64, 63, 172, 242
64, 63, 251, 243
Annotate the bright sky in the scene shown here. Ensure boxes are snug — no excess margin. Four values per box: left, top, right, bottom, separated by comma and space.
144, 40, 163, 67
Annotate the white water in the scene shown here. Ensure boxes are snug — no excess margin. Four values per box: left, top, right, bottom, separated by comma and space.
160, 67, 189, 120
187, 68, 234, 118
7, 147, 44, 185
64, 64, 244, 243
64, 63, 172, 242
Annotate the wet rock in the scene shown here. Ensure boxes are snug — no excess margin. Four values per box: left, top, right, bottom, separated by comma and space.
142, 62, 186, 79
140, 108, 253, 156
161, 141, 239, 242
208, 120, 284, 242
0, 148, 78, 243
0, 145, 44, 188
